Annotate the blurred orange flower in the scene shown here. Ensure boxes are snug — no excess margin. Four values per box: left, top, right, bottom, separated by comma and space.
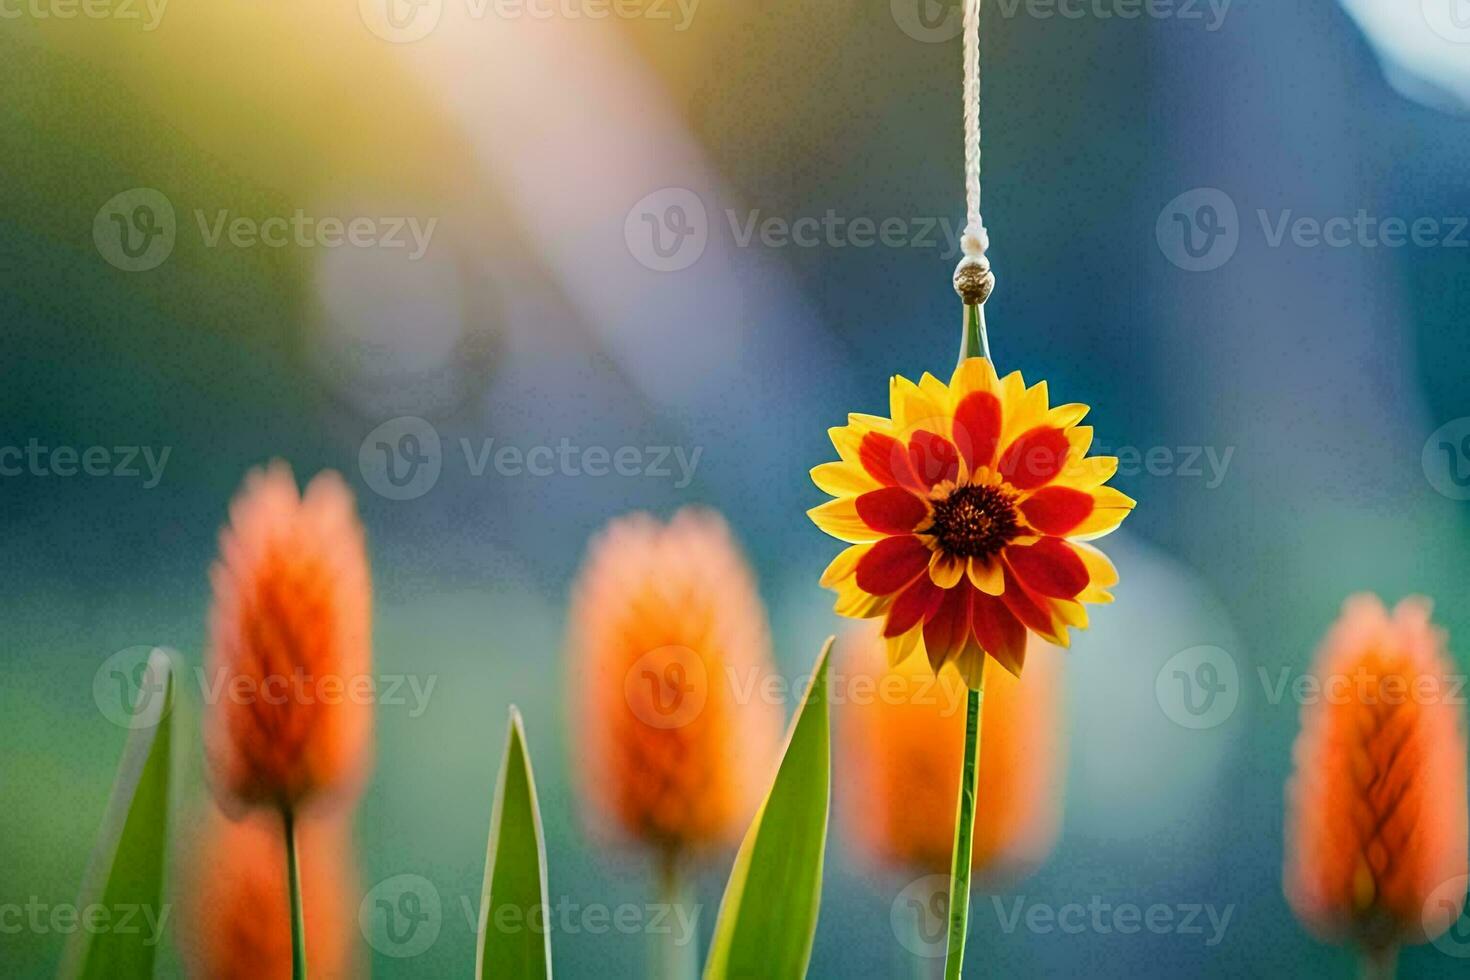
1285, 595, 1469, 956
205, 462, 373, 813
809, 358, 1130, 686
569, 508, 781, 858
839, 623, 1063, 881
180, 807, 358, 980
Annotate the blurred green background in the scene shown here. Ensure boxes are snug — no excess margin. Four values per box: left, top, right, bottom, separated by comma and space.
3, 0, 1470, 975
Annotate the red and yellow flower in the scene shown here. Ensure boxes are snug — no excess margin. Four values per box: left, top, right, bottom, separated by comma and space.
809, 357, 1133, 684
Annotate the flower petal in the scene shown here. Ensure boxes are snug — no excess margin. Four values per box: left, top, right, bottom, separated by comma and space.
884, 625, 923, 667
997, 426, 1071, 491
907, 430, 961, 489
854, 535, 931, 596
891, 374, 950, 433
1019, 486, 1096, 536
1005, 538, 1090, 599
998, 567, 1063, 640
929, 549, 966, 589
810, 461, 876, 497
819, 543, 868, 589
858, 431, 913, 488
966, 556, 1005, 596
1071, 540, 1119, 603
950, 640, 988, 689
885, 575, 944, 637
807, 498, 883, 543
854, 487, 931, 535
1046, 402, 1089, 428
1053, 454, 1118, 491
952, 390, 1003, 472
835, 587, 889, 619
1068, 486, 1136, 541
949, 356, 1000, 397
923, 584, 972, 672
970, 592, 1028, 676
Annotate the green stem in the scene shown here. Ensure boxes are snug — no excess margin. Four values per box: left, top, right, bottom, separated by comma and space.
944, 680, 986, 980
283, 807, 308, 980
957, 302, 991, 366
655, 849, 697, 980
1358, 945, 1397, 980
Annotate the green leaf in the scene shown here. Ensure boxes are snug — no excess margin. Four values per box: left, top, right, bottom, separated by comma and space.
704, 637, 833, 980
476, 707, 552, 980
59, 648, 175, 980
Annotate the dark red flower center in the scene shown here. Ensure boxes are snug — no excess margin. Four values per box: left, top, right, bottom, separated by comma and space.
929, 484, 1021, 560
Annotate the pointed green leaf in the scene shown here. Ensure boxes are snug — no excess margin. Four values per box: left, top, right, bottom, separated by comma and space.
59, 648, 175, 980
476, 707, 552, 980
704, 637, 833, 980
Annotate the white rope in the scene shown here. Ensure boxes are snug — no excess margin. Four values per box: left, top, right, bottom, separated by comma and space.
961, 0, 987, 259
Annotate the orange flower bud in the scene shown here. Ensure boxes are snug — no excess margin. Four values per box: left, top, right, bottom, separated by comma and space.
1285, 595, 1469, 954
569, 508, 781, 856
179, 807, 358, 980
205, 462, 373, 813
839, 622, 1063, 881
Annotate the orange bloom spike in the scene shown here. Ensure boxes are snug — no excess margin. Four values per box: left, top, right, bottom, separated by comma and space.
810, 358, 1131, 686
1285, 595, 1469, 955
205, 461, 373, 813
569, 508, 781, 857
180, 807, 358, 980
839, 623, 1063, 880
